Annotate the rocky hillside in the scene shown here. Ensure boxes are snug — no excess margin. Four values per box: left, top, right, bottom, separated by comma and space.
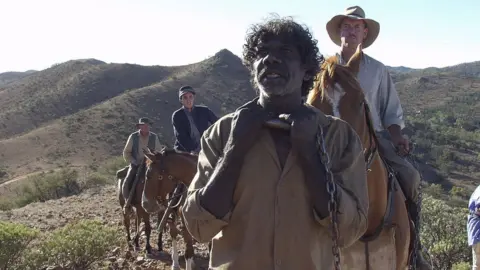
0, 50, 478, 270
0, 70, 37, 87
0, 49, 478, 189
0, 185, 211, 269
0, 49, 255, 179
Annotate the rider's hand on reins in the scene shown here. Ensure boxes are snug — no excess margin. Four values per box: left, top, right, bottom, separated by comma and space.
395, 141, 414, 157
392, 134, 410, 157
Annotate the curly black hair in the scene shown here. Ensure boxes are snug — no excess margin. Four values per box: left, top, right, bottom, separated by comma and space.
242, 14, 324, 96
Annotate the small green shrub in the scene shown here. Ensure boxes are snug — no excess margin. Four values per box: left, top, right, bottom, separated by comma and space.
421, 195, 470, 269
22, 220, 122, 270
452, 261, 470, 270
450, 186, 470, 200
0, 221, 39, 269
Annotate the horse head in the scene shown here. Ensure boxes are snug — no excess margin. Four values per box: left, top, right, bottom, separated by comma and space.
307, 46, 413, 266
141, 147, 198, 214
307, 44, 374, 148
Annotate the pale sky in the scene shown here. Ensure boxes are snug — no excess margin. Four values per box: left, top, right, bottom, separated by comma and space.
0, 0, 477, 73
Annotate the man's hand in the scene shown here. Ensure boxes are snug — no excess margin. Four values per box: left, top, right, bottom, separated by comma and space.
388, 124, 410, 157
279, 105, 319, 158
198, 99, 271, 219
227, 100, 271, 157
391, 134, 410, 157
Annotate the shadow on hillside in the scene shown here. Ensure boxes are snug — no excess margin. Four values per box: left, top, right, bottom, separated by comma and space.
449, 171, 477, 181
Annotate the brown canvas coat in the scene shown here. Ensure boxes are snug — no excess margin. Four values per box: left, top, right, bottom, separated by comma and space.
182, 107, 369, 270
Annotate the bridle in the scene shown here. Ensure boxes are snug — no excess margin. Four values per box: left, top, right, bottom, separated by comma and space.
361, 100, 380, 171
145, 152, 186, 207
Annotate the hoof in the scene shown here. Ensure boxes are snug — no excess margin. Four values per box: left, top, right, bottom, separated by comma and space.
171, 265, 181, 270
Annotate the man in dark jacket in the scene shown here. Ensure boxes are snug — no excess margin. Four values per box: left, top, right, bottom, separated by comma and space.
172, 85, 218, 153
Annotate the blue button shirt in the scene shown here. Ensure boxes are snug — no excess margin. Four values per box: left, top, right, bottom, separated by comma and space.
468, 185, 480, 246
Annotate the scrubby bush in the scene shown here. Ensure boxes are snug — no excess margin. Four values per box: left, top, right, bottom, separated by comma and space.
452, 261, 470, 270
5, 220, 122, 270
17, 169, 81, 206
0, 221, 39, 269
421, 195, 470, 269
0, 164, 119, 211
28, 220, 121, 269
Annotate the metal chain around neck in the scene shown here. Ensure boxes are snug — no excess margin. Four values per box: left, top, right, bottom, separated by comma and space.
317, 126, 342, 270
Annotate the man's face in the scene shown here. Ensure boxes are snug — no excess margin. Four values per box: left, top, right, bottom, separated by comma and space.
339, 18, 368, 48
180, 92, 195, 109
252, 38, 306, 97
138, 124, 150, 133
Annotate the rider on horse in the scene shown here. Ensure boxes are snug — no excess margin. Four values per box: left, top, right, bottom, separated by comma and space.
326, 6, 431, 269
181, 15, 369, 270
172, 85, 218, 154
121, 117, 163, 210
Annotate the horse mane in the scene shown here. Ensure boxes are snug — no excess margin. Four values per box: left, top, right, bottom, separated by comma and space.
145, 147, 198, 166
307, 48, 365, 105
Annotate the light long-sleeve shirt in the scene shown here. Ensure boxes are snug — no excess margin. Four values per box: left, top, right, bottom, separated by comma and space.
337, 52, 405, 132
122, 131, 163, 165
468, 185, 480, 246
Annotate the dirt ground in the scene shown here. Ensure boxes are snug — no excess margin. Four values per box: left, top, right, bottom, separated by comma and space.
0, 185, 210, 269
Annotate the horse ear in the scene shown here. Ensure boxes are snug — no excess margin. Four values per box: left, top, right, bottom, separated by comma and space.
143, 148, 155, 162
346, 44, 362, 75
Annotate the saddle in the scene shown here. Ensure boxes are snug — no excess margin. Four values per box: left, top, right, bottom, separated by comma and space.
359, 153, 400, 244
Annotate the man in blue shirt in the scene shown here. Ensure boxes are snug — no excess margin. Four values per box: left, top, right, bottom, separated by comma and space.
172, 85, 218, 153
468, 185, 480, 269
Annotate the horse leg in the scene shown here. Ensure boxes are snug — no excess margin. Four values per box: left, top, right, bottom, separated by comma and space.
393, 189, 411, 270
157, 210, 164, 252
122, 211, 133, 249
142, 209, 153, 255
180, 213, 195, 270
169, 216, 181, 270
119, 180, 133, 249
133, 209, 141, 251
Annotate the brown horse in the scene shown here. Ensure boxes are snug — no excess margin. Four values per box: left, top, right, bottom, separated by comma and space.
306, 45, 412, 269
142, 147, 199, 270
116, 162, 166, 254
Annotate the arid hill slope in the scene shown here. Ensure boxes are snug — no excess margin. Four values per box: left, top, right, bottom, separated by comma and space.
0, 50, 255, 178
0, 70, 37, 87
0, 50, 478, 186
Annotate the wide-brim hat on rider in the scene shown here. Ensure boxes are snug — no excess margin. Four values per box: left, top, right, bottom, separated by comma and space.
178, 85, 196, 99
136, 117, 153, 127
326, 6, 380, 49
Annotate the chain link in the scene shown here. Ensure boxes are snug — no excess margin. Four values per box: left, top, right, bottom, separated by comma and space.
314, 128, 428, 270
316, 126, 342, 270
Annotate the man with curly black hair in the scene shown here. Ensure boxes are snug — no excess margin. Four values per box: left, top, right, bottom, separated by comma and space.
182, 15, 368, 269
